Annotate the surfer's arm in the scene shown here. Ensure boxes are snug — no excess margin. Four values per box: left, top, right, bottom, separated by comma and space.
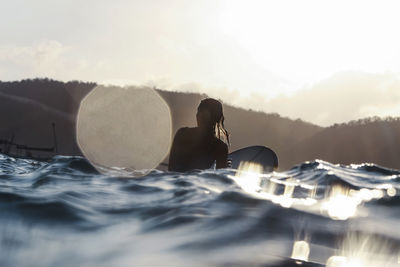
168, 128, 185, 171
215, 143, 228, 169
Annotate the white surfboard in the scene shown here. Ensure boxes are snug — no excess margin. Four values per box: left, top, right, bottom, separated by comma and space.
228, 145, 278, 172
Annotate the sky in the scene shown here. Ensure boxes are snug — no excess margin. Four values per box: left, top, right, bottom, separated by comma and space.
1, 0, 400, 126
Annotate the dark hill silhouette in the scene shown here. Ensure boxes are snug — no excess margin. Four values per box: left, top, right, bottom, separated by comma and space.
0, 79, 94, 156
283, 117, 400, 169
0, 78, 94, 113
1, 78, 399, 170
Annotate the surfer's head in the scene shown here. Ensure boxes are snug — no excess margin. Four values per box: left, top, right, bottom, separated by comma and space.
197, 98, 230, 145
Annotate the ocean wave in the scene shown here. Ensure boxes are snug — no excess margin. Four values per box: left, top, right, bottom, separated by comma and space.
1, 154, 400, 266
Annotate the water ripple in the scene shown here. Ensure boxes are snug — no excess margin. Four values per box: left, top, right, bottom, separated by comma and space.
1, 154, 400, 266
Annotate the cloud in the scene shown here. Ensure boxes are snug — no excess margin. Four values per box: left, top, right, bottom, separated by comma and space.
261, 71, 400, 126
0, 40, 109, 81
0, 40, 66, 78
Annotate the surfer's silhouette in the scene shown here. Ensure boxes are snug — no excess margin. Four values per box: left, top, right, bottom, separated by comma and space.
168, 98, 230, 172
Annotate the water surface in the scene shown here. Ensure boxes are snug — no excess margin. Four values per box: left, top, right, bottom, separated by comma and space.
1, 154, 400, 266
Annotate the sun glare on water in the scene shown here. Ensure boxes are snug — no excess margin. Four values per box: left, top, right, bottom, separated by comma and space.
231, 162, 399, 265
231, 161, 316, 208
233, 161, 264, 193
232, 162, 390, 221
291, 241, 310, 262
326, 232, 400, 267
320, 184, 361, 220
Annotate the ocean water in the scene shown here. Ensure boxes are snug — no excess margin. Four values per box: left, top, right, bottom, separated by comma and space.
1, 154, 400, 267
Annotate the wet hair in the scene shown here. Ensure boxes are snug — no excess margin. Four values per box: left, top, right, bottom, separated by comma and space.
198, 98, 230, 146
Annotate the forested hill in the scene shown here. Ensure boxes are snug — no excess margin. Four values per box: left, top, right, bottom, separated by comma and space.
1, 79, 399, 170
0, 79, 95, 156
283, 117, 400, 169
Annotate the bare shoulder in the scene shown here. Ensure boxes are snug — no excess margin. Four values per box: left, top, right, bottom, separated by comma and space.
173, 127, 195, 143
176, 127, 189, 134
174, 127, 192, 137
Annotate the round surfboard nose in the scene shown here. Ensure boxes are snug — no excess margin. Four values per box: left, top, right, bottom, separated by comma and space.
228, 145, 278, 172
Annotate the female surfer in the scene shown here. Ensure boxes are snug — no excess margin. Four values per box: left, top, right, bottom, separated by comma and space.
168, 98, 230, 172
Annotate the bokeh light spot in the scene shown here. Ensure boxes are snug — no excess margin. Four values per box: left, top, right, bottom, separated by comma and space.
77, 85, 172, 176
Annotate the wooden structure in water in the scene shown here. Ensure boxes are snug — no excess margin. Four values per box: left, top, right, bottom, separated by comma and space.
0, 123, 58, 161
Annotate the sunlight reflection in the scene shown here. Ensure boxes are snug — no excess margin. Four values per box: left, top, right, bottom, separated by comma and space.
234, 162, 263, 193
371, 189, 384, 199
264, 179, 277, 194
353, 188, 385, 202
280, 178, 295, 208
326, 256, 348, 267
358, 188, 373, 201
321, 184, 360, 220
326, 256, 364, 267
308, 185, 317, 199
231, 162, 317, 209
326, 232, 399, 267
387, 187, 396, 197
232, 164, 388, 220
318, 184, 389, 220
377, 184, 397, 197
291, 240, 310, 262
231, 162, 399, 266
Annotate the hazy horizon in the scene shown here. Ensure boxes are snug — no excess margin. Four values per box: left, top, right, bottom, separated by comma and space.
1, 0, 400, 126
